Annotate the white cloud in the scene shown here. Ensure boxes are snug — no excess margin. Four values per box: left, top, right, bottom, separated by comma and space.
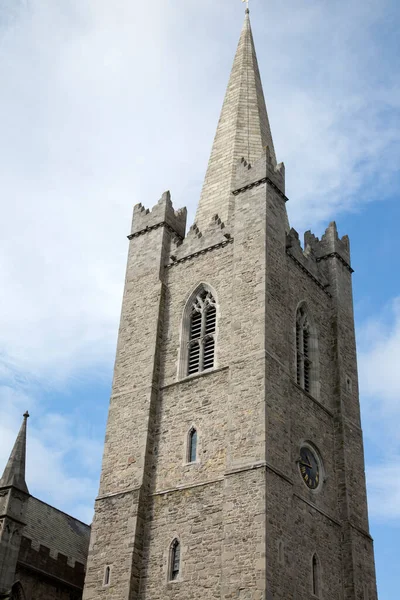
359, 298, 400, 408
0, 386, 101, 522
0, 0, 398, 379
0, 0, 399, 518
359, 298, 400, 519
366, 462, 400, 521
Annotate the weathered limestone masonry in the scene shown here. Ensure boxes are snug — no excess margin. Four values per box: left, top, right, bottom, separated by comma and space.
82, 193, 187, 600
83, 9, 379, 600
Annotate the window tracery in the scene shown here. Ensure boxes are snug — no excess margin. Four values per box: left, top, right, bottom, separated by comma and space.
187, 289, 216, 376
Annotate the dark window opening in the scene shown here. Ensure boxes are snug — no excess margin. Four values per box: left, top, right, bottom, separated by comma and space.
188, 429, 197, 463
312, 554, 320, 597
170, 539, 181, 581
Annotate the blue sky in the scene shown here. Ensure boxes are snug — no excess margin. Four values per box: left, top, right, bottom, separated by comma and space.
0, 0, 399, 598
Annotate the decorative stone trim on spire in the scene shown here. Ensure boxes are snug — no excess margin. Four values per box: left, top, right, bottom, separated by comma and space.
0, 412, 29, 494
195, 11, 277, 230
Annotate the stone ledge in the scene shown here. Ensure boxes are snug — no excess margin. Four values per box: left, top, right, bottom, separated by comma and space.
265, 462, 294, 486
339, 414, 363, 433
152, 477, 223, 497
127, 221, 184, 242
347, 520, 373, 542
292, 381, 335, 418
161, 366, 229, 390
293, 493, 341, 527
232, 176, 289, 202
96, 487, 140, 502
287, 250, 333, 298
165, 238, 233, 268
316, 251, 354, 274
17, 560, 83, 592
224, 461, 266, 477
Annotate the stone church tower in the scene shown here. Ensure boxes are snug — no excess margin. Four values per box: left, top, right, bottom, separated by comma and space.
83, 9, 378, 600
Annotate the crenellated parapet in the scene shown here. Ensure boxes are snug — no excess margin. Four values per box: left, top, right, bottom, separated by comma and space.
286, 221, 353, 298
130, 191, 187, 242
286, 228, 331, 296
314, 221, 352, 273
18, 537, 86, 588
232, 146, 286, 198
166, 213, 232, 268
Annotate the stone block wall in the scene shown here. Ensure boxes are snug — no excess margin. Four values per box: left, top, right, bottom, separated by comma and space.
83, 158, 378, 600
16, 537, 85, 600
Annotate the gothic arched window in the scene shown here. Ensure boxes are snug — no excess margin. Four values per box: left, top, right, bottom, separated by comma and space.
296, 304, 319, 398
312, 553, 321, 597
187, 288, 217, 376
11, 582, 26, 600
187, 428, 198, 463
169, 539, 181, 581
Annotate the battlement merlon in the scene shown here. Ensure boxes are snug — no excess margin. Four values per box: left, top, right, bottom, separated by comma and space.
130, 191, 187, 240
307, 222, 352, 272
232, 146, 286, 196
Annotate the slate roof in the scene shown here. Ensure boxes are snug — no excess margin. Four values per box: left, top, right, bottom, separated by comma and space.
23, 496, 90, 567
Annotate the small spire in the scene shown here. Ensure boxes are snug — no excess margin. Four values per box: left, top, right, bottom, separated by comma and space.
0, 412, 30, 494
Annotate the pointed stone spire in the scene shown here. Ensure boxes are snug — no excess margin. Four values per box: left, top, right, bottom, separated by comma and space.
195, 9, 276, 230
0, 412, 29, 494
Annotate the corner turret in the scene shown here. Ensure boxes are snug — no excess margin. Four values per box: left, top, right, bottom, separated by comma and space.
314, 221, 352, 272
130, 191, 187, 242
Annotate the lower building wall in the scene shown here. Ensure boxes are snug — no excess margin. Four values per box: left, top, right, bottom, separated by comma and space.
139, 482, 223, 600
15, 566, 81, 600
14, 537, 85, 600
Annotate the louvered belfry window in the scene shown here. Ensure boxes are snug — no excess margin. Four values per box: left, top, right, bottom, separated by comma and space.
188, 290, 216, 376
296, 305, 312, 394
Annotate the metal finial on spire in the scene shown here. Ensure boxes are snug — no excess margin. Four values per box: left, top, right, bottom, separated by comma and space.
242, 0, 250, 14
24, 410, 30, 420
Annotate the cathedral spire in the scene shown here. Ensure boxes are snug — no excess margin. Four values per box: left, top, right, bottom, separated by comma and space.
0, 412, 29, 494
195, 9, 276, 230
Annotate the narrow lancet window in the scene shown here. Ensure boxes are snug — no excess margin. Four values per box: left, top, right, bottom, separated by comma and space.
188, 428, 197, 463
187, 289, 217, 375
312, 554, 320, 597
170, 539, 181, 581
296, 304, 319, 397
278, 540, 284, 565
104, 566, 111, 586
